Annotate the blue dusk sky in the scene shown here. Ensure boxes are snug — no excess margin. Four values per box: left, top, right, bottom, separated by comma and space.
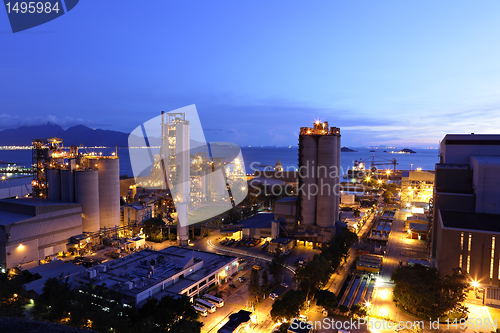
1, 0, 500, 147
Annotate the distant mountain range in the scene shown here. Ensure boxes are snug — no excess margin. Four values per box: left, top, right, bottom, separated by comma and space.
0, 124, 223, 148
0, 123, 129, 147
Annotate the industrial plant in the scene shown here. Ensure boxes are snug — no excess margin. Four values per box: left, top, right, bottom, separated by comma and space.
0, 138, 122, 271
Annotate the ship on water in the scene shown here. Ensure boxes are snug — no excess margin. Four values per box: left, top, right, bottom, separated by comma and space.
346, 155, 401, 180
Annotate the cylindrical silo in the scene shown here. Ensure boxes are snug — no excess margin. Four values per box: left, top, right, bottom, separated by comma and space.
60, 168, 74, 202
298, 135, 317, 226
75, 170, 100, 233
316, 136, 337, 228
97, 158, 120, 229
47, 169, 61, 201
210, 168, 227, 201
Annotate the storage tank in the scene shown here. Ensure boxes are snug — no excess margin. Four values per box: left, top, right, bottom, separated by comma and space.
298, 135, 317, 226
96, 158, 120, 229
75, 169, 100, 233
47, 169, 61, 201
316, 135, 338, 228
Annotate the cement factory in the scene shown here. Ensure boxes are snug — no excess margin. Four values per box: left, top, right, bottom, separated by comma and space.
0, 110, 248, 273
0, 137, 122, 271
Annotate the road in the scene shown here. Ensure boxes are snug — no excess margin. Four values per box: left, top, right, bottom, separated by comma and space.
369, 208, 498, 333
191, 233, 320, 333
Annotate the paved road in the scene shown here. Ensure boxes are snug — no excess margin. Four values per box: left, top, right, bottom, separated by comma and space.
369, 208, 498, 333
192, 233, 320, 333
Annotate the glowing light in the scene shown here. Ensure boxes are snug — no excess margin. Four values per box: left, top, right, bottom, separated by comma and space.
219, 270, 227, 278
17, 244, 24, 250
380, 289, 389, 299
471, 280, 479, 289
366, 176, 371, 182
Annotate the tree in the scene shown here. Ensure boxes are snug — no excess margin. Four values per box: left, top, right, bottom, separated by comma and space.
294, 256, 332, 302
337, 305, 349, 314
270, 290, 305, 323
391, 265, 468, 319
134, 295, 202, 332
249, 269, 261, 299
350, 304, 367, 317
267, 249, 286, 286
0, 272, 25, 318
383, 191, 393, 204
32, 276, 74, 322
143, 217, 166, 241
314, 289, 337, 310
321, 229, 358, 271
261, 270, 270, 296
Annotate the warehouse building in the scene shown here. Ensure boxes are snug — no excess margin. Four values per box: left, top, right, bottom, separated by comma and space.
0, 198, 83, 270
72, 246, 238, 306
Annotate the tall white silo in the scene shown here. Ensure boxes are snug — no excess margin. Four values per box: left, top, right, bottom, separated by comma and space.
96, 158, 120, 229
75, 169, 100, 233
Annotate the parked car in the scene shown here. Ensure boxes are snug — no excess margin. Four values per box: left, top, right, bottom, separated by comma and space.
280, 283, 289, 288
238, 276, 246, 282
269, 293, 278, 300
229, 283, 236, 288
252, 265, 261, 271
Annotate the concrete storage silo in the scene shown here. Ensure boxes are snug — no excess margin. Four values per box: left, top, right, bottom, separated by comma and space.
75, 170, 100, 233
298, 134, 317, 226
316, 135, 339, 228
96, 158, 120, 229
47, 169, 61, 201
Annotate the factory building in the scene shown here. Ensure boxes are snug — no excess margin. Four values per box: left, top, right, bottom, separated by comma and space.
0, 198, 83, 270
72, 246, 238, 306
400, 170, 435, 209
431, 134, 500, 292
294, 121, 341, 243
0, 138, 122, 270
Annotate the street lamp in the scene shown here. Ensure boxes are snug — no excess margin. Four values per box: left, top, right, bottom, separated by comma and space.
471, 279, 479, 290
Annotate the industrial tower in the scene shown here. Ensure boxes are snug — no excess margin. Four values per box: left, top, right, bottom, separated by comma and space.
298, 121, 341, 231
160, 112, 190, 246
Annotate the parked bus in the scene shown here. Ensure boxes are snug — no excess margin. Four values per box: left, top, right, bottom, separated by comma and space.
196, 299, 217, 313
193, 305, 208, 317
203, 294, 224, 307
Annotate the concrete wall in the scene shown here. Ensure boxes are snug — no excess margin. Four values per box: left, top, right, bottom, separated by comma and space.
1, 205, 82, 269
437, 212, 500, 286
471, 157, 500, 214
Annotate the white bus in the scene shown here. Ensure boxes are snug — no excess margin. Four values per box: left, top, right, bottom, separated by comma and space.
203, 294, 224, 307
196, 299, 217, 313
193, 305, 208, 317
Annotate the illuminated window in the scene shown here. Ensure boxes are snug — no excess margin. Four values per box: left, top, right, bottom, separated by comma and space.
459, 254, 463, 269
467, 255, 471, 274
490, 236, 495, 279
468, 234, 472, 252
460, 232, 464, 251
